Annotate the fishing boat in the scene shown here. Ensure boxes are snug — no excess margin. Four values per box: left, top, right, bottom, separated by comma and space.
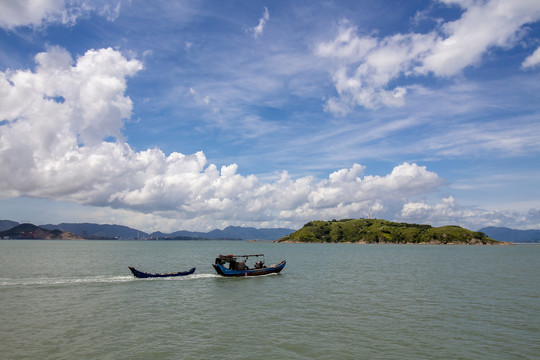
128, 266, 196, 278
212, 254, 286, 277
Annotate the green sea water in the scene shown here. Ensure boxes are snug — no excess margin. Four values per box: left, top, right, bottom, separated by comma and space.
1, 240, 538, 359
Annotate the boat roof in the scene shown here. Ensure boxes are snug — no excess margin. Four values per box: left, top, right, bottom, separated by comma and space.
216, 254, 264, 259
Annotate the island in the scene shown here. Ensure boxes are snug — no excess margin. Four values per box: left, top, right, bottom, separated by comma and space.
276, 218, 512, 245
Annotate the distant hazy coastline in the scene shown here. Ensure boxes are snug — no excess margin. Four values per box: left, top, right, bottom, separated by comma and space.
2, 218, 538, 243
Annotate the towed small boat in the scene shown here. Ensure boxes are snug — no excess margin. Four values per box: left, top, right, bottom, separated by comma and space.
212, 254, 285, 277
128, 266, 196, 278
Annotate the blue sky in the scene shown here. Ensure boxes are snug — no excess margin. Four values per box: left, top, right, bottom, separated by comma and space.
1, 0, 539, 232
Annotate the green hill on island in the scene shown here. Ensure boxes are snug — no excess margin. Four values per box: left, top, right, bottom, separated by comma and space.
0, 223, 81, 240
277, 219, 509, 245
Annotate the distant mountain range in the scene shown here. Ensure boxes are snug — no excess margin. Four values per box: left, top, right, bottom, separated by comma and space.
0, 220, 294, 241
478, 227, 540, 243
0, 220, 19, 231
40, 223, 145, 240
0, 223, 82, 240
2, 219, 538, 243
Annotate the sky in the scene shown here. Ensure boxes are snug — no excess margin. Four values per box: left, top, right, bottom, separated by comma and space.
1, 0, 540, 233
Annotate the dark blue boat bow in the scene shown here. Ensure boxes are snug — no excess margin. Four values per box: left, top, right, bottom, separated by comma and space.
128, 266, 196, 278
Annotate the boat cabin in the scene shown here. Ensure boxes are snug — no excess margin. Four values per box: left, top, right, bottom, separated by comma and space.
214, 254, 266, 271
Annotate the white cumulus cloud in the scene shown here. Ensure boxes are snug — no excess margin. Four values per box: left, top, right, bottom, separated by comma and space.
317, 0, 540, 114
399, 196, 540, 230
0, 46, 142, 198
0, 0, 121, 29
522, 46, 540, 68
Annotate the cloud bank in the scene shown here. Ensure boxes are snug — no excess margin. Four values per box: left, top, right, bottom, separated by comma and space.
316, 0, 540, 113
0, 46, 449, 229
401, 197, 540, 230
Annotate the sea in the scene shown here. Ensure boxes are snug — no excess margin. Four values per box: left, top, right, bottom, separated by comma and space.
0, 240, 538, 360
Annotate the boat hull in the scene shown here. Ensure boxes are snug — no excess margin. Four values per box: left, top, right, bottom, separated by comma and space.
128, 266, 196, 278
212, 260, 286, 277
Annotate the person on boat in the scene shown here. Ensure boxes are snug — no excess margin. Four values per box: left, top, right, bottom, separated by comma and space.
236, 261, 248, 270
